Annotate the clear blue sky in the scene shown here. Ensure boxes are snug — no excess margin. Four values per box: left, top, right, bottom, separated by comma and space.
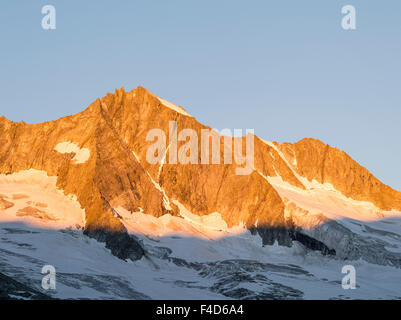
0, 1, 400, 190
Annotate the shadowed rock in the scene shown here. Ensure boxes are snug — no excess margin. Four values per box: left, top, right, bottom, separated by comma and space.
0, 272, 51, 300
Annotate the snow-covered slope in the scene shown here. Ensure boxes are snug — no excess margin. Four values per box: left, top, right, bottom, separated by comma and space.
264, 172, 401, 267
1, 169, 401, 299
1, 220, 401, 299
0, 170, 85, 229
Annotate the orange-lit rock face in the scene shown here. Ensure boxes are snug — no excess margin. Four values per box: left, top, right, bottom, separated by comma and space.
0, 86, 400, 258
0, 197, 14, 210
277, 139, 401, 212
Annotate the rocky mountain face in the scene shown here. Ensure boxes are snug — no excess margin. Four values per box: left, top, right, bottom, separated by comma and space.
278, 139, 401, 211
1, 86, 400, 261
0, 272, 51, 300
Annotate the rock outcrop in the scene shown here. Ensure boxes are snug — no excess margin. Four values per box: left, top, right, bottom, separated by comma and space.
0, 272, 51, 300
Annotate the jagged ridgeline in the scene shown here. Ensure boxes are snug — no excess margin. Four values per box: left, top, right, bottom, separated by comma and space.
1, 87, 400, 260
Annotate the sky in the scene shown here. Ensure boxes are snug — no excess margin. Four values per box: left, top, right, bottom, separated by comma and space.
0, 0, 400, 190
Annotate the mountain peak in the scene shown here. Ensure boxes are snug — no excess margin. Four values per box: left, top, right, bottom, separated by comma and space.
1, 86, 400, 262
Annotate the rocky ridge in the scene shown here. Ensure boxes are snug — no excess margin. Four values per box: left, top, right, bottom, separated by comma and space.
1, 86, 400, 260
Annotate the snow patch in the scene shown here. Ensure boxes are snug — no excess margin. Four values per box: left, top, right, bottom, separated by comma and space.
267, 175, 400, 224
172, 199, 228, 232
132, 151, 172, 211
55, 142, 90, 164
115, 200, 245, 240
158, 97, 191, 117
0, 169, 85, 229
261, 139, 303, 183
